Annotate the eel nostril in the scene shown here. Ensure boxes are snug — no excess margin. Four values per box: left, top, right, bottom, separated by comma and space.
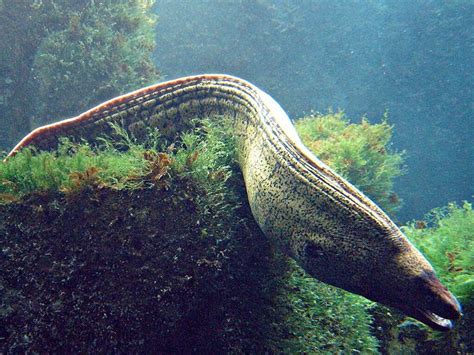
305, 243, 324, 258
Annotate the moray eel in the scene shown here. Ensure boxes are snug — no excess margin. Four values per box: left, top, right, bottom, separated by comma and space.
6, 74, 462, 330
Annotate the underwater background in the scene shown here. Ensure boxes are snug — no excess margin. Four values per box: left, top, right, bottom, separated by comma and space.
0, 0, 472, 353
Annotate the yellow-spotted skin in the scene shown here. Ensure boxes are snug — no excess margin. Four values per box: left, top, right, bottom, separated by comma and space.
6, 74, 461, 330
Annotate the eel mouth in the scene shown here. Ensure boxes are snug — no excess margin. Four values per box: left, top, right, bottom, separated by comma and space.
412, 307, 460, 331
367, 271, 463, 331
397, 289, 462, 331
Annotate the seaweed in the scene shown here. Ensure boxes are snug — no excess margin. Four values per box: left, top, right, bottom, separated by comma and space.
404, 202, 473, 305
401, 202, 473, 353
279, 261, 378, 353
295, 110, 405, 215
31, 0, 159, 126
0, 0, 159, 148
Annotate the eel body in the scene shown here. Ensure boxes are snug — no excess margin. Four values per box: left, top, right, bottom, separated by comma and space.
6, 74, 461, 330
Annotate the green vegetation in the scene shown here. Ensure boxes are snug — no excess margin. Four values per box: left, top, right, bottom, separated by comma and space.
0, 0, 159, 148
295, 111, 404, 214
0, 140, 148, 200
32, 0, 159, 124
0, 118, 236, 210
404, 202, 473, 305
280, 261, 378, 353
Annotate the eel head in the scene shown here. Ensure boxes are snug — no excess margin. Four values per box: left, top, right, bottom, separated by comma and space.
298, 225, 462, 331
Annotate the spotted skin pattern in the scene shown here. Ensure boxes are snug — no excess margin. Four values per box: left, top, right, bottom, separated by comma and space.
6, 74, 461, 330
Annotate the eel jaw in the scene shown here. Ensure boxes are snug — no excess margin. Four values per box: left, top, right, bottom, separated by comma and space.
416, 308, 457, 331
389, 285, 462, 331
397, 300, 462, 331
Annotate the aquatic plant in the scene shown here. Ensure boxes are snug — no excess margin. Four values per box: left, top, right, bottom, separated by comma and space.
295, 110, 404, 214
279, 261, 378, 353
31, 0, 159, 126
0, 117, 234, 206
404, 202, 473, 305
0, 141, 144, 201
169, 117, 242, 240
0, 0, 158, 148
406, 202, 473, 353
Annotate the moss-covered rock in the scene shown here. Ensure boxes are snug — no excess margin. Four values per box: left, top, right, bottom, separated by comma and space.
0, 180, 290, 352
0, 120, 380, 352
31, 0, 159, 126
0, 184, 381, 353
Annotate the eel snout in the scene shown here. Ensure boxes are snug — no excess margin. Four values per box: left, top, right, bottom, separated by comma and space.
377, 269, 462, 331
405, 271, 462, 331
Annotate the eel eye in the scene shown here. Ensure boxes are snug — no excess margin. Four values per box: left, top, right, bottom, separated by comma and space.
305, 243, 324, 258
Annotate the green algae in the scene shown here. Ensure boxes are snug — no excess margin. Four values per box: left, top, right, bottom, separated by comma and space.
404, 202, 473, 305
295, 111, 405, 214
0, 141, 147, 200
0, 117, 236, 203
280, 261, 378, 353
0, 0, 159, 148
403, 202, 473, 353
31, 0, 159, 125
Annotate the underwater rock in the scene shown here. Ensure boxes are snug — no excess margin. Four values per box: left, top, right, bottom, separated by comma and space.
0, 181, 290, 352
